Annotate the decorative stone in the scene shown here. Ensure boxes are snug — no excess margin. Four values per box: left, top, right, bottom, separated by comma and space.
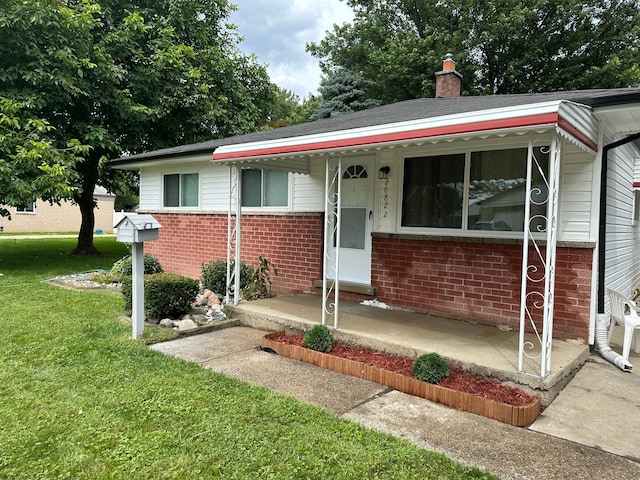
159, 318, 173, 328
177, 319, 198, 331
147, 317, 161, 324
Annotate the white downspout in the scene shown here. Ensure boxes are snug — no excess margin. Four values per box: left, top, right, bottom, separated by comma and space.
595, 314, 633, 372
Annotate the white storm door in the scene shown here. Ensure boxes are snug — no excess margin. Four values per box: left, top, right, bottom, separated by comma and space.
328, 158, 374, 284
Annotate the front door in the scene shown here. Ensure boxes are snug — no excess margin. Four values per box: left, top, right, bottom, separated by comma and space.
328, 157, 374, 284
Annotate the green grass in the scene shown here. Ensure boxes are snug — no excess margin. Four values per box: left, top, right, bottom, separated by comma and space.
0, 237, 497, 479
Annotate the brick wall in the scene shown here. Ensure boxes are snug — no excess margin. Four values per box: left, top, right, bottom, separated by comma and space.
142, 212, 323, 295
370, 236, 592, 342
143, 212, 592, 342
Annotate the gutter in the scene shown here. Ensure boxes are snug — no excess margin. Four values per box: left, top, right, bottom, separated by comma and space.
597, 131, 640, 313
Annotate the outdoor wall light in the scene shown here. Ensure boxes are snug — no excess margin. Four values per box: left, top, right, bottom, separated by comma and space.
378, 166, 390, 179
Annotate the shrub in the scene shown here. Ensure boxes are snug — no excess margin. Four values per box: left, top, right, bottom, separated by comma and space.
122, 273, 199, 319
201, 259, 252, 296
244, 255, 278, 300
412, 353, 449, 384
112, 254, 163, 277
303, 324, 333, 353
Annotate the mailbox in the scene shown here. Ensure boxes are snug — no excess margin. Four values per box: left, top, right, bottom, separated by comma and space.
115, 214, 161, 243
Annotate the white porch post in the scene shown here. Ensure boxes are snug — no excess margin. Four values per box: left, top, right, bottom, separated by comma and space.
226, 163, 242, 306
518, 137, 561, 378
322, 157, 342, 328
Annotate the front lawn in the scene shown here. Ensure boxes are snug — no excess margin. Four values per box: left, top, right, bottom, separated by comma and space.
0, 237, 496, 479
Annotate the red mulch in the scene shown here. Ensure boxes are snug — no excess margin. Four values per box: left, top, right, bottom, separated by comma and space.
272, 334, 535, 407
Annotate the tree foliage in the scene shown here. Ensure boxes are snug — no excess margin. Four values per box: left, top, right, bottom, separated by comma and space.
307, 0, 640, 103
310, 68, 382, 120
0, 0, 275, 253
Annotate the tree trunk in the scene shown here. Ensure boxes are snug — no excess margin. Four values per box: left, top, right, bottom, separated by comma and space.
72, 182, 100, 255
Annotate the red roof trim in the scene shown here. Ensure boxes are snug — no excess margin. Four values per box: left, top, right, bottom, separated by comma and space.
633, 181, 640, 188
557, 116, 598, 152
213, 113, 561, 161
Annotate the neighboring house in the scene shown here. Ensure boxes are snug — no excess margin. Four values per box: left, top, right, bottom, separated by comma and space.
112, 57, 640, 378
0, 186, 115, 233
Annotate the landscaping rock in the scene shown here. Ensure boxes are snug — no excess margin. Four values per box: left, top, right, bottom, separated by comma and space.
159, 318, 174, 328
177, 319, 198, 331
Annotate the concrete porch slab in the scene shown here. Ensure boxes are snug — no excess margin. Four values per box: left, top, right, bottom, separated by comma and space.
230, 294, 589, 405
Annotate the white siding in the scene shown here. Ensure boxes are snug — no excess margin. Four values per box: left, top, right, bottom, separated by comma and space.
201, 163, 231, 210
558, 143, 597, 242
291, 158, 325, 212
139, 167, 162, 210
604, 142, 640, 296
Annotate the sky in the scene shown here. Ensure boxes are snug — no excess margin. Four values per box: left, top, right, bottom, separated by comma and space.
229, 0, 354, 99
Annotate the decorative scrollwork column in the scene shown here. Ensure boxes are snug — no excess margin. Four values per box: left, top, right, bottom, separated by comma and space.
518, 138, 560, 378
226, 163, 241, 306
322, 157, 342, 328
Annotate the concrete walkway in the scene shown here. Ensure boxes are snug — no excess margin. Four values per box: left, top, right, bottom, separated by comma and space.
151, 324, 640, 479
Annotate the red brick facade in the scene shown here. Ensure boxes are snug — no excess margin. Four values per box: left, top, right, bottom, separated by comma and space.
370, 236, 592, 342
143, 212, 592, 342
142, 212, 324, 295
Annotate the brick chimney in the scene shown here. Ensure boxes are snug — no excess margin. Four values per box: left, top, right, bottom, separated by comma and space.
435, 53, 462, 98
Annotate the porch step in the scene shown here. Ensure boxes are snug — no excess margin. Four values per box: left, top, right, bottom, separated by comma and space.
312, 279, 377, 296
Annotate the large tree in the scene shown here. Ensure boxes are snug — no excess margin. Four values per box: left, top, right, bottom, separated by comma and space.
0, 0, 274, 253
308, 0, 640, 103
310, 68, 381, 120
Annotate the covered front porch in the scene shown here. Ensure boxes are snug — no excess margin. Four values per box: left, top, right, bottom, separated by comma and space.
229, 294, 591, 406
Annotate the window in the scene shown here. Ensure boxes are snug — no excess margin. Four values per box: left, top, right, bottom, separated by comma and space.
241, 169, 288, 207
163, 173, 199, 207
402, 147, 549, 232
402, 153, 465, 228
16, 202, 35, 213
633, 190, 640, 227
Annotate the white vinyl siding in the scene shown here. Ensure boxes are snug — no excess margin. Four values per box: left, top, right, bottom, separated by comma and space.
604, 142, 640, 296
558, 144, 596, 242
138, 168, 162, 211
292, 159, 325, 212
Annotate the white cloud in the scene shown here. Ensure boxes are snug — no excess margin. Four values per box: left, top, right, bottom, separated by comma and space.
230, 0, 353, 98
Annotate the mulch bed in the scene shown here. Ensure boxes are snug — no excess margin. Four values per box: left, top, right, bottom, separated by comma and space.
272, 333, 535, 407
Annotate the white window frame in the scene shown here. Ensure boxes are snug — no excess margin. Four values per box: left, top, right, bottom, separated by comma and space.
633, 189, 640, 227
162, 172, 200, 208
397, 142, 550, 238
15, 202, 36, 214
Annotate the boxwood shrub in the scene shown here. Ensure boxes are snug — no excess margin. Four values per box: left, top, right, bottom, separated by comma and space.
122, 273, 199, 320
303, 324, 333, 353
412, 352, 449, 384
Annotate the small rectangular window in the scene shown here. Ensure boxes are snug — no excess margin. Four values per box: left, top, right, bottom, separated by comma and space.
163, 173, 199, 207
633, 190, 640, 227
16, 202, 36, 213
241, 169, 288, 207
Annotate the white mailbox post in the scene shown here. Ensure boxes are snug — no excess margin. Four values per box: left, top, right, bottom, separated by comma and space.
114, 214, 162, 339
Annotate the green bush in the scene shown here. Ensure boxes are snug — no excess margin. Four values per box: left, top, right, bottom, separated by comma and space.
112, 254, 164, 277
303, 324, 333, 353
122, 273, 199, 319
201, 259, 252, 296
412, 353, 449, 384
244, 255, 278, 300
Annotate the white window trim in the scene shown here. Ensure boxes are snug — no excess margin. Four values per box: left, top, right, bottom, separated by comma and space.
15, 202, 36, 214
396, 142, 550, 239
161, 170, 201, 209
633, 188, 640, 227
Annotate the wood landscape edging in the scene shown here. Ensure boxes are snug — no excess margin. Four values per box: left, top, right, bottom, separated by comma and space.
261, 331, 540, 427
